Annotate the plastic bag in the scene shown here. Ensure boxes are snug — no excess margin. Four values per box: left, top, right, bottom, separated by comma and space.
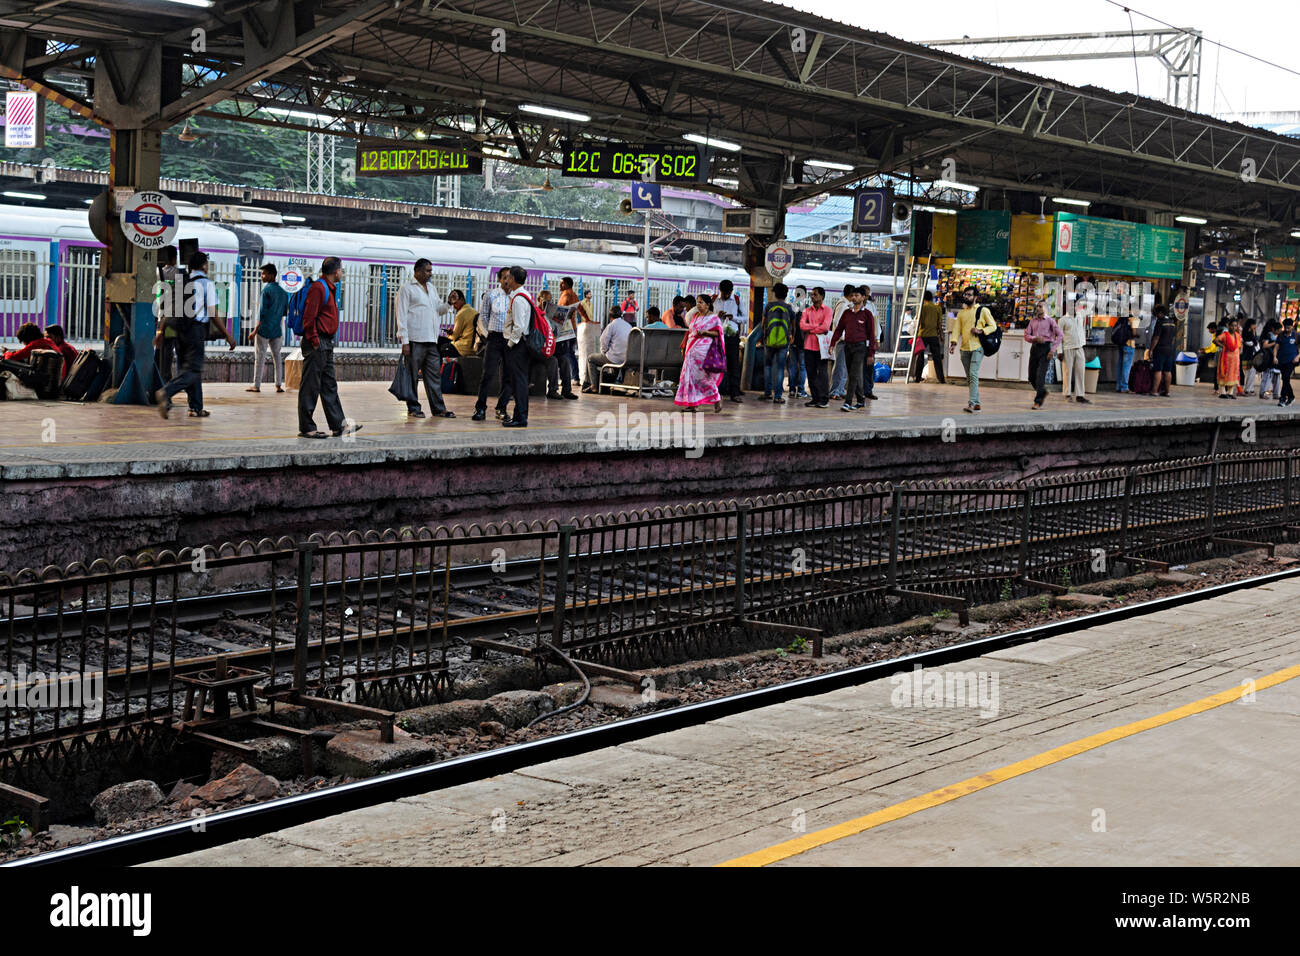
387, 355, 418, 404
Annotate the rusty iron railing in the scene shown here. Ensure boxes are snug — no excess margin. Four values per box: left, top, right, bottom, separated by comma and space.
3, 451, 1299, 783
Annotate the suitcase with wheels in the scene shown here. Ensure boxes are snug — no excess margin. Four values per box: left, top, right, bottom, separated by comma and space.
27, 349, 64, 400
61, 349, 105, 401
1129, 359, 1154, 395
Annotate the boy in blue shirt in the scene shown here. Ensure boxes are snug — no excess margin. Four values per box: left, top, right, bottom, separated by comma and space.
248, 263, 289, 393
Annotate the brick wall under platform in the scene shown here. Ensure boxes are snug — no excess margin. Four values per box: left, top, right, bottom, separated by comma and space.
2, 415, 1293, 571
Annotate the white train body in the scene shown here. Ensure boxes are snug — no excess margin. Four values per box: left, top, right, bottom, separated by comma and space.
0, 203, 907, 348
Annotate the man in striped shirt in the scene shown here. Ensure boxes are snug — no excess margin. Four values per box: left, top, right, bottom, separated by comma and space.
473, 267, 514, 421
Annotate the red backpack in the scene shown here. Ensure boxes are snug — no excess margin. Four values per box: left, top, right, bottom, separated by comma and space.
511, 289, 556, 359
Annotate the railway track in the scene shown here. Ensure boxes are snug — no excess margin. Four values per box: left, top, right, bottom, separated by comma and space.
14, 558, 1299, 868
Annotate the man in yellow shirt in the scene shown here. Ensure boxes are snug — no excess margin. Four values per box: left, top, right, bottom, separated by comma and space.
448, 289, 479, 356
948, 286, 998, 412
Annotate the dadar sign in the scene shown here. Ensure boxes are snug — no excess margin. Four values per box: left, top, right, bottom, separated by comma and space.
118, 191, 180, 249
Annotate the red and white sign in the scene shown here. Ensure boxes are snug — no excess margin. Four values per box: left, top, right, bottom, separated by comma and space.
280, 268, 304, 294
118, 190, 179, 249
1057, 221, 1074, 254
4, 91, 41, 148
765, 242, 794, 279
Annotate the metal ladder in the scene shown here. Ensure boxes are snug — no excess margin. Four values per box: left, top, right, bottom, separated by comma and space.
888, 254, 932, 383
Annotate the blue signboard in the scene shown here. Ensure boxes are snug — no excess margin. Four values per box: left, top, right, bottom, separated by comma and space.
630, 183, 662, 210
852, 188, 890, 233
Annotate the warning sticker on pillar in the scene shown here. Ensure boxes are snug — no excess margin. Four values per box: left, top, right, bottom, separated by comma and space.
3, 90, 43, 148
119, 191, 179, 249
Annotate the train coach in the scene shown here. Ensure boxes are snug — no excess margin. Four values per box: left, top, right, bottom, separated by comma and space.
0, 202, 907, 349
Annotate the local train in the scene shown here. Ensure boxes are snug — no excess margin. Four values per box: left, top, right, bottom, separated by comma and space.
0, 202, 907, 348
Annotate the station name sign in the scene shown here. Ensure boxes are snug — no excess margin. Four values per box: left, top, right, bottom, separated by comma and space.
561, 141, 705, 183
355, 140, 484, 177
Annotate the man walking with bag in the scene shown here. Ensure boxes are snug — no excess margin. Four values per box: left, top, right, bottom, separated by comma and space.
397, 257, 456, 419
948, 285, 997, 413
298, 256, 359, 438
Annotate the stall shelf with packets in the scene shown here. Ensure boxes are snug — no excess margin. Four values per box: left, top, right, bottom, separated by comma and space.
937, 268, 1028, 324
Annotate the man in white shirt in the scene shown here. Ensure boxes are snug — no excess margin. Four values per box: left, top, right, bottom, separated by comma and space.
714, 279, 746, 401
1059, 308, 1091, 404
473, 266, 515, 421
396, 257, 456, 419
585, 307, 632, 394
501, 265, 536, 427
156, 250, 233, 419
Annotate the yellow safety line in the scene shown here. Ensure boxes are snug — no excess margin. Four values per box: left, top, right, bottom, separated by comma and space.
718, 661, 1300, 867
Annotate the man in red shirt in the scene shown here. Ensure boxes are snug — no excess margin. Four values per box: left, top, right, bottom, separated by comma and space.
297, 257, 359, 439
44, 325, 78, 377
4, 322, 59, 367
828, 286, 878, 409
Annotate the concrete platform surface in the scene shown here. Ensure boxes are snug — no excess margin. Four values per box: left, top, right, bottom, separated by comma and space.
0, 379, 1291, 480
151, 578, 1300, 867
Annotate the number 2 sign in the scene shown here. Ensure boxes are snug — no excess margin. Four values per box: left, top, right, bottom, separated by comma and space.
852, 188, 890, 234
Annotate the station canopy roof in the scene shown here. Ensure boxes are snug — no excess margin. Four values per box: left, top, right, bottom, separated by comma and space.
3, 0, 1298, 241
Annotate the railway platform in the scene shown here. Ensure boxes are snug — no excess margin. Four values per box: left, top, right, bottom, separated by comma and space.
1, 379, 1293, 570
152, 578, 1300, 867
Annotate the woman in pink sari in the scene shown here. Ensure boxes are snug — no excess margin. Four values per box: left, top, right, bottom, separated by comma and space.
675, 292, 724, 412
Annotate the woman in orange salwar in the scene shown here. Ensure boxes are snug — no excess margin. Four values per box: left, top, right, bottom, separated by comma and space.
1215, 318, 1242, 399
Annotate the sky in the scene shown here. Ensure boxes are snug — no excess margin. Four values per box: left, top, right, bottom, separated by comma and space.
771, 0, 1298, 116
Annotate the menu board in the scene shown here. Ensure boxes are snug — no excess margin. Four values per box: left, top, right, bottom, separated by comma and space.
1137, 225, 1185, 279
955, 210, 1011, 265
1054, 213, 1185, 278
1054, 214, 1138, 273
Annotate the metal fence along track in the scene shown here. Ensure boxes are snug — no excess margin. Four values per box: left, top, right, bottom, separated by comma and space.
0, 450, 1294, 779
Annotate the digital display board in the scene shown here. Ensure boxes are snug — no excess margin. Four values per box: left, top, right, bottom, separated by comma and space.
355, 140, 484, 177
560, 142, 705, 183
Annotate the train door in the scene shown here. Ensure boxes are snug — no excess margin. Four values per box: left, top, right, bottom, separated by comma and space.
60, 245, 104, 344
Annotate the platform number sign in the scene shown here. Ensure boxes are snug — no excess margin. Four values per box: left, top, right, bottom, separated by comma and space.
119, 190, 179, 249
852, 188, 890, 234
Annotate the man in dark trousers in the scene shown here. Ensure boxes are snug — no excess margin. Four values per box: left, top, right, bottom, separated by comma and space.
298, 256, 359, 438
501, 265, 536, 428
912, 291, 946, 383
472, 267, 513, 421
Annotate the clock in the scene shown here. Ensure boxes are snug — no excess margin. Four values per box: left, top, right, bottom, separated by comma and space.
560, 142, 705, 183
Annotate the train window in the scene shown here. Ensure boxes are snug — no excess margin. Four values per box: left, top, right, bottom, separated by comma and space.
0, 249, 37, 301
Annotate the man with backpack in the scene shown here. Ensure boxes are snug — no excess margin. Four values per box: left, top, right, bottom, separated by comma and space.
759, 282, 795, 404
297, 256, 358, 438
502, 265, 542, 428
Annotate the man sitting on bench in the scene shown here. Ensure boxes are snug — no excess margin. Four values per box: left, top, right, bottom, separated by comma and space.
583, 306, 632, 394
